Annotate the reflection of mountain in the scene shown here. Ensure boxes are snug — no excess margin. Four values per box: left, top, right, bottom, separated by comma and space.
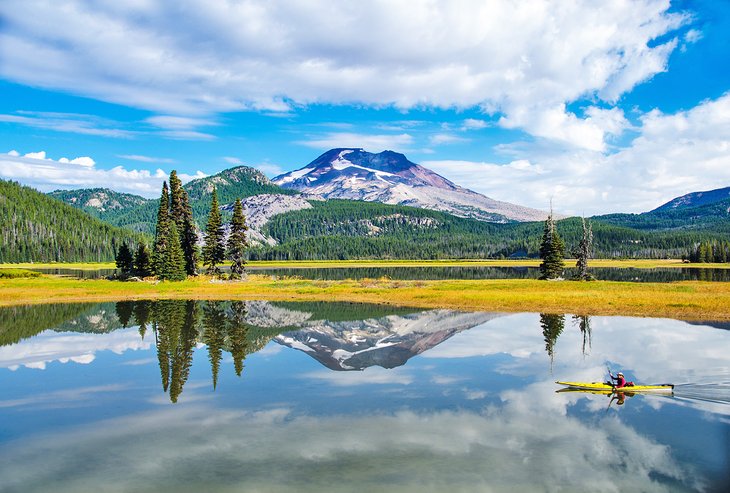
274, 310, 503, 371
0, 302, 122, 346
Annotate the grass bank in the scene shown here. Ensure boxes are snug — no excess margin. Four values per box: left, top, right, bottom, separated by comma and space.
1, 275, 729, 321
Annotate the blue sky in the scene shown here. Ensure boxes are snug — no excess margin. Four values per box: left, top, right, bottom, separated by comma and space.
1, 0, 729, 215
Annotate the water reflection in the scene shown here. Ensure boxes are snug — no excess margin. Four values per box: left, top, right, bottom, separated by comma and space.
1, 302, 729, 491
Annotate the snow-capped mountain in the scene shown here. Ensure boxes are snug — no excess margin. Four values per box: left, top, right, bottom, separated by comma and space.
274, 309, 503, 371
274, 148, 549, 222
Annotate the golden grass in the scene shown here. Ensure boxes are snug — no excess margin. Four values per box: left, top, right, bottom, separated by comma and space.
1, 274, 729, 321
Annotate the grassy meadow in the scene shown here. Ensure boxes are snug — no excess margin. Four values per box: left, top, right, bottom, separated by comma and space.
1, 264, 729, 321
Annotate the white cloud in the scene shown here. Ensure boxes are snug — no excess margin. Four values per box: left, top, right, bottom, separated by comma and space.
297, 132, 415, 152
0, 112, 138, 138
429, 133, 469, 146
58, 156, 95, 167
0, 0, 689, 148
0, 151, 205, 197
118, 154, 176, 164
461, 118, 488, 131
425, 93, 730, 215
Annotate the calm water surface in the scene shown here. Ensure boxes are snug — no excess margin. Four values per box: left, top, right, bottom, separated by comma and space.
1, 301, 729, 492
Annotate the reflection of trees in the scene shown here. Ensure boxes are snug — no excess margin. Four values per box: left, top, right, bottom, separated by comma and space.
153, 300, 199, 403
203, 301, 226, 390
133, 301, 152, 340
540, 313, 565, 369
113, 300, 257, 403
572, 315, 592, 357
228, 302, 250, 377
115, 301, 134, 328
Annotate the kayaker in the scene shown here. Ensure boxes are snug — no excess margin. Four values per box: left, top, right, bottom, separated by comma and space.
609, 371, 632, 388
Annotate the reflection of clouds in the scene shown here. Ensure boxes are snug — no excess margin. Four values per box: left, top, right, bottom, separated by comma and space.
303, 366, 414, 386
0, 384, 129, 409
0, 385, 704, 493
0, 328, 151, 370
425, 313, 730, 386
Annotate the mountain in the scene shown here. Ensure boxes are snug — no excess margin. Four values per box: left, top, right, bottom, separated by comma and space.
593, 189, 730, 233
274, 148, 549, 222
47, 188, 152, 222
0, 179, 144, 263
652, 186, 730, 212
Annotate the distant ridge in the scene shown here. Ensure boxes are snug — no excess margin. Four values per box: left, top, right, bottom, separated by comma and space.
651, 186, 730, 212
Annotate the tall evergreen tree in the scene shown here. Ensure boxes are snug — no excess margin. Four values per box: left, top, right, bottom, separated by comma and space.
227, 198, 249, 279
115, 243, 134, 276
202, 187, 225, 275
152, 182, 171, 275
179, 188, 199, 276
161, 222, 187, 281
134, 243, 153, 278
573, 217, 594, 280
539, 208, 565, 280
169, 171, 198, 276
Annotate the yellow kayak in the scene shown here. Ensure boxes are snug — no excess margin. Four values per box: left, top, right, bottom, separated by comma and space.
556, 381, 674, 392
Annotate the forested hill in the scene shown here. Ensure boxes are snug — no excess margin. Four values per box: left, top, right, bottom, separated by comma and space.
0, 180, 145, 263
249, 199, 723, 260
593, 197, 730, 232
48, 188, 151, 222
51, 165, 294, 234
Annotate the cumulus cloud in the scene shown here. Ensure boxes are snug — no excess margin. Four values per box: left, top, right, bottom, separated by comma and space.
0, 0, 689, 149
424, 93, 730, 215
0, 151, 206, 197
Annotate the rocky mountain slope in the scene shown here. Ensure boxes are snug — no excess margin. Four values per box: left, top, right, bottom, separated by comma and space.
651, 185, 730, 212
274, 148, 550, 222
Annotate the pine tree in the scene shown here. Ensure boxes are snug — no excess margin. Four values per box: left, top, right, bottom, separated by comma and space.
161, 222, 187, 281
539, 208, 565, 280
169, 171, 198, 276
202, 187, 225, 275
134, 243, 153, 278
573, 217, 594, 280
115, 243, 134, 276
152, 182, 171, 275
227, 198, 249, 279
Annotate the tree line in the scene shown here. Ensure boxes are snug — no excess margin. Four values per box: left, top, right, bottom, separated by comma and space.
686, 240, 730, 263
115, 171, 249, 281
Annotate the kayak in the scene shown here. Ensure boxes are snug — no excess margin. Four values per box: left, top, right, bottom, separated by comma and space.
556, 381, 674, 392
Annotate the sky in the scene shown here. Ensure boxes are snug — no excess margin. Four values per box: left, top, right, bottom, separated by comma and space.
0, 0, 729, 215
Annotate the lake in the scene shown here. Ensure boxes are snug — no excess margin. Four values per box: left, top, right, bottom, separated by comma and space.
1, 301, 729, 492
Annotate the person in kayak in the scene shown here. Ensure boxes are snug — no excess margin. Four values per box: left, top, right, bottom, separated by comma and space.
609, 371, 633, 388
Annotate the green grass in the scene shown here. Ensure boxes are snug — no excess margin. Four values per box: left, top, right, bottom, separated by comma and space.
0, 268, 42, 279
